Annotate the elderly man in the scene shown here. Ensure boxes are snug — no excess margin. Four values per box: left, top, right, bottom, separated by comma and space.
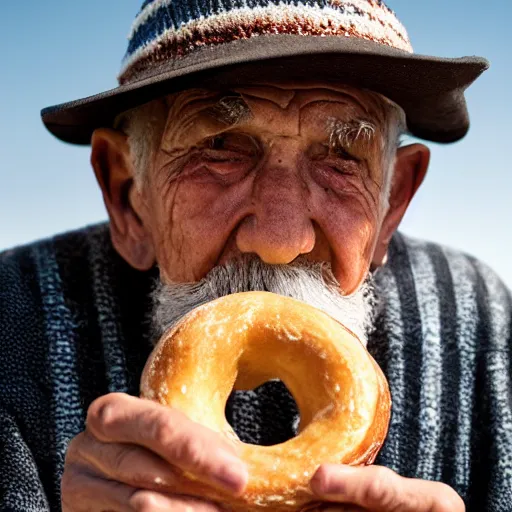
1, 1, 511, 511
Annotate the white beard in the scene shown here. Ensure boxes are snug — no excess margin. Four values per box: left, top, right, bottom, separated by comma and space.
153, 255, 375, 346
151, 256, 376, 347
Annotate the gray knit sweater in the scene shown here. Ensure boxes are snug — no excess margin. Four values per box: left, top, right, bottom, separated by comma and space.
0, 223, 511, 511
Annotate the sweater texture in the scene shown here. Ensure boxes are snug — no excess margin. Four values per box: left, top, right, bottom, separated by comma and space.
0, 223, 511, 511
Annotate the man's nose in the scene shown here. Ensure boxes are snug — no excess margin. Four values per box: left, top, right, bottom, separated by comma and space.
235, 139, 316, 264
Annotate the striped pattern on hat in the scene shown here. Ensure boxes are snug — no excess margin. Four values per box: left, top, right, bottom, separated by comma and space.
119, 0, 413, 84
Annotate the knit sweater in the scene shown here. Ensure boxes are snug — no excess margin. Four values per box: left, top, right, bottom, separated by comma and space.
0, 223, 511, 511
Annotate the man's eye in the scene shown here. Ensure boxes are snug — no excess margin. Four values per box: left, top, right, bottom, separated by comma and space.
210, 136, 227, 150
307, 142, 360, 163
204, 133, 258, 156
333, 146, 360, 163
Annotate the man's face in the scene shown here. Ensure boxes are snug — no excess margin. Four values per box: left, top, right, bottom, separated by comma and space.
139, 84, 390, 295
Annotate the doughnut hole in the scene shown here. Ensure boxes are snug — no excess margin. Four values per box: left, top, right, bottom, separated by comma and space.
226, 380, 301, 446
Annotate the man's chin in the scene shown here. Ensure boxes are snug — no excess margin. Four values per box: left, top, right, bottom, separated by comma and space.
151, 255, 376, 347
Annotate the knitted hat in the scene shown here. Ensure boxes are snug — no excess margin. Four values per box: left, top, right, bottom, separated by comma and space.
42, 0, 488, 145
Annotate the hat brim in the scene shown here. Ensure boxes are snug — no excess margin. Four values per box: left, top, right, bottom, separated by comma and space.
41, 35, 489, 145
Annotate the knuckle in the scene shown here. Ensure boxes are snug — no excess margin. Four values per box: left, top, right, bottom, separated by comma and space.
150, 413, 178, 447
171, 435, 206, 469
149, 409, 199, 456
363, 466, 397, 508
86, 393, 125, 436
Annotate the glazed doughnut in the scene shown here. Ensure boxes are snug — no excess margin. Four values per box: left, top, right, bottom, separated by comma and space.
141, 291, 391, 511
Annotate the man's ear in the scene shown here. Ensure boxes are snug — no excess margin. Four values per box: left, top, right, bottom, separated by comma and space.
90, 128, 156, 270
372, 143, 430, 267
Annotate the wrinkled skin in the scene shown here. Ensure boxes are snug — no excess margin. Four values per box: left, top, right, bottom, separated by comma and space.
147, 85, 386, 292
60, 83, 465, 511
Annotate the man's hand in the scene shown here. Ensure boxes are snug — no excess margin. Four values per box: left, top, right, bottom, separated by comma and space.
310, 464, 465, 512
61, 393, 248, 511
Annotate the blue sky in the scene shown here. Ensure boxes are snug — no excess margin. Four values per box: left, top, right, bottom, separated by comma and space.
1, 0, 511, 288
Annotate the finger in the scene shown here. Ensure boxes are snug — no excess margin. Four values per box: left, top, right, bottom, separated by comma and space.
67, 431, 179, 491
87, 393, 248, 495
130, 491, 223, 512
61, 467, 139, 512
311, 465, 465, 512
62, 467, 222, 512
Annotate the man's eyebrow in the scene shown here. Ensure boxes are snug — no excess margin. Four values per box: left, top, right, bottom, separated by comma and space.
327, 118, 377, 151
204, 94, 253, 126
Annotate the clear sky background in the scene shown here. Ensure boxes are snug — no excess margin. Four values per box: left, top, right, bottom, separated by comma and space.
1, 0, 511, 288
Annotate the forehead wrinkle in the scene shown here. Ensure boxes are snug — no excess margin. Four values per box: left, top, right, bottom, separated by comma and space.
234, 86, 296, 109
294, 90, 368, 112
242, 82, 388, 120
165, 89, 219, 119
231, 93, 302, 137
284, 86, 390, 134
162, 89, 218, 141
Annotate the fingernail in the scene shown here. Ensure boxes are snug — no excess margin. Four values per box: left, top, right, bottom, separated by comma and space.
212, 451, 248, 494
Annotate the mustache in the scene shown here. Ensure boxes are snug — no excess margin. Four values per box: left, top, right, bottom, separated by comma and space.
151, 255, 376, 346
